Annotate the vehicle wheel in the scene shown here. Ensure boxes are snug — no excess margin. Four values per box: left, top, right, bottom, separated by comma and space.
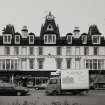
17, 92, 21, 96
52, 91, 58, 96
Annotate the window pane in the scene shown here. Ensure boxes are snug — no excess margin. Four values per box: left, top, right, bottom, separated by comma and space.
38, 47, 43, 55
15, 60, 18, 70
2, 60, 5, 70
53, 35, 55, 43
82, 36, 87, 44
93, 59, 97, 70
93, 36, 99, 43
57, 47, 61, 55
11, 60, 14, 70
45, 36, 47, 43
75, 47, 80, 55
8, 36, 11, 42
39, 61, 43, 69
84, 47, 89, 55
67, 35, 72, 43
29, 36, 34, 43
56, 58, 62, 69
86, 60, 89, 69
30, 47, 34, 55
66, 59, 71, 69
29, 59, 34, 69
94, 47, 98, 55
15, 36, 20, 43
66, 47, 71, 55
6, 59, 10, 70
5, 47, 10, 55
14, 47, 19, 55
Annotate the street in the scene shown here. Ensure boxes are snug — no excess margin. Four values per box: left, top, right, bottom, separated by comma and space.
0, 89, 105, 105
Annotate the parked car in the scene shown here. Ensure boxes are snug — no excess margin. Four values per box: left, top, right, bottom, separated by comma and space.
0, 81, 29, 96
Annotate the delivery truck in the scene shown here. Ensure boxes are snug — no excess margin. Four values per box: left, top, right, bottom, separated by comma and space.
45, 70, 89, 95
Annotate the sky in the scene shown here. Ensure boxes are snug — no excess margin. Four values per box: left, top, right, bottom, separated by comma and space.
0, 0, 105, 36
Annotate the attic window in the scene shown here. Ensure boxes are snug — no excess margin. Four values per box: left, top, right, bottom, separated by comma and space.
67, 35, 72, 44
15, 35, 20, 44
29, 35, 34, 44
3, 34, 12, 44
47, 24, 53, 31
44, 34, 56, 44
82, 35, 87, 44
92, 35, 100, 44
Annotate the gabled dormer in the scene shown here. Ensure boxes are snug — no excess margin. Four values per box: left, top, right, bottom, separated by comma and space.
81, 33, 87, 44
73, 27, 80, 38
3, 34, 12, 44
66, 33, 73, 44
2, 24, 15, 44
15, 32, 20, 44
40, 12, 60, 44
28, 32, 35, 44
21, 26, 28, 38
88, 25, 101, 44
92, 35, 101, 44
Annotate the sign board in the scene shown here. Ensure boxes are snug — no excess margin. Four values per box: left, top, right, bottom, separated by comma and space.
61, 70, 89, 90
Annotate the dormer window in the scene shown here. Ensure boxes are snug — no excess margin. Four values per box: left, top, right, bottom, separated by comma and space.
82, 35, 87, 44
29, 35, 34, 44
15, 35, 20, 44
3, 34, 12, 44
44, 34, 56, 44
92, 35, 100, 44
47, 24, 53, 31
67, 35, 72, 44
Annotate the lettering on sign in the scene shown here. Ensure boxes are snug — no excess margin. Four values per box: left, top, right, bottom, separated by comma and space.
62, 76, 74, 84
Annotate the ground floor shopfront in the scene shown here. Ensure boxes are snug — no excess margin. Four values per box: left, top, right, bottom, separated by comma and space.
0, 70, 105, 89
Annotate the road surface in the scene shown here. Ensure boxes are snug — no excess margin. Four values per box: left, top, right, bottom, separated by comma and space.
0, 89, 105, 105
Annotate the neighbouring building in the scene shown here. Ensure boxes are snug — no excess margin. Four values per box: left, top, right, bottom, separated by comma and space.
0, 12, 105, 87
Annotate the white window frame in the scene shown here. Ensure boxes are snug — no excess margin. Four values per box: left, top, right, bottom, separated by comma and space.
15, 35, 20, 44
85, 59, 104, 70
22, 47, 27, 55
67, 35, 72, 44
44, 34, 56, 44
92, 35, 100, 44
3, 34, 12, 44
29, 35, 34, 44
14, 46, 19, 55
84, 46, 89, 55
93, 46, 99, 55
75, 47, 80, 55
29, 46, 34, 55
29, 58, 34, 70
66, 47, 71, 55
5, 46, 10, 55
82, 35, 87, 44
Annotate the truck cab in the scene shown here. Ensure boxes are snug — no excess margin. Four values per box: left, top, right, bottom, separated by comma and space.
45, 77, 61, 95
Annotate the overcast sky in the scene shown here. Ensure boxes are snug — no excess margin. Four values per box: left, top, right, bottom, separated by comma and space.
0, 0, 105, 36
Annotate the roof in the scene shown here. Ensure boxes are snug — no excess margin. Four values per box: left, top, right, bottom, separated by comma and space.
88, 25, 101, 35
81, 33, 87, 35
29, 32, 35, 35
67, 33, 73, 35
15, 32, 21, 35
